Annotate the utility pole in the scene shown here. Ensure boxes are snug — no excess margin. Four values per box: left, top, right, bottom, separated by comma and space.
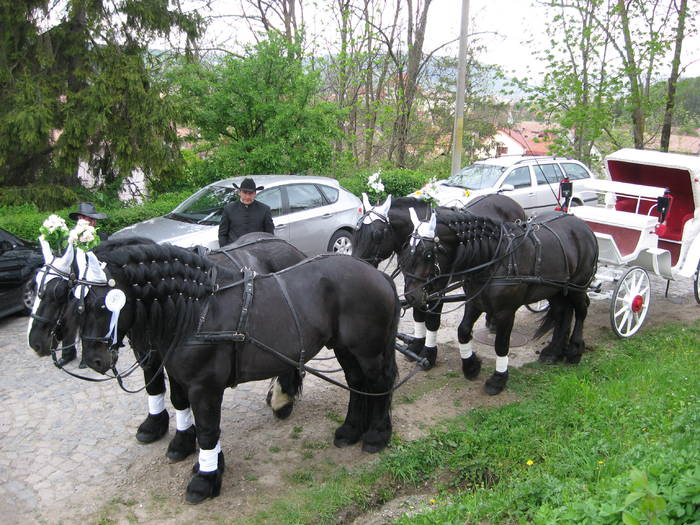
451, 0, 470, 175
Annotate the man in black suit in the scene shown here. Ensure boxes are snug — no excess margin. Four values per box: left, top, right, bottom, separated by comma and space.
218, 177, 275, 247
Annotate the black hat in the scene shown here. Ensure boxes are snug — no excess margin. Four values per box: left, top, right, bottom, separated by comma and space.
237, 178, 264, 192
69, 202, 107, 221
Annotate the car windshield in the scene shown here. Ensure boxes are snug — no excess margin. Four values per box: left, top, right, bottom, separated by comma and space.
169, 186, 238, 225
444, 164, 506, 190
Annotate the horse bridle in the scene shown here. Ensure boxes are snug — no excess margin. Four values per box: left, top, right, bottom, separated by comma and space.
356, 210, 394, 267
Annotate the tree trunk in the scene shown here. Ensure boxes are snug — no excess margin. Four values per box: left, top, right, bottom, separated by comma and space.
660, 0, 688, 152
617, 0, 644, 148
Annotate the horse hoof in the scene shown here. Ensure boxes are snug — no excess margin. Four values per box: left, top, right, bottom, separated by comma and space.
420, 346, 437, 370
361, 430, 390, 453
484, 371, 508, 396
272, 403, 294, 420
461, 354, 482, 380
166, 425, 197, 462
565, 353, 582, 365
185, 469, 222, 504
136, 409, 169, 444
191, 451, 225, 475
538, 353, 561, 365
334, 424, 361, 448
404, 337, 425, 361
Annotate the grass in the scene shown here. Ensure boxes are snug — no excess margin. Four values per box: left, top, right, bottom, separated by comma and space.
241, 321, 700, 524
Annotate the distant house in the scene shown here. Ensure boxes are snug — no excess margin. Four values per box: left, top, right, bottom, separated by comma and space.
487, 121, 554, 157
647, 132, 700, 155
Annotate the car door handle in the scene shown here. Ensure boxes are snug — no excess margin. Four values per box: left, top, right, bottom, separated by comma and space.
275, 224, 287, 229
321, 213, 332, 218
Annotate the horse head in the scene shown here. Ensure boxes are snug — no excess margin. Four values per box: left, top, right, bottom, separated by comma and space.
399, 208, 449, 309
27, 241, 76, 356
78, 243, 215, 374
75, 250, 134, 374
352, 194, 394, 267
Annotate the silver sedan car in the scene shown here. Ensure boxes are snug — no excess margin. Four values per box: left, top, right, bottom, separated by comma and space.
112, 175, 363, 256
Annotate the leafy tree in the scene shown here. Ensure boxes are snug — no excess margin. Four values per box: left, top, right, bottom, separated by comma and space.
171, 34, 341, 178
0, 1, 203, 192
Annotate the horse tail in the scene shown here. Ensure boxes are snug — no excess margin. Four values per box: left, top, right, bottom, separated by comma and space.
533, 307, 557, 340
533, 296, 573, 340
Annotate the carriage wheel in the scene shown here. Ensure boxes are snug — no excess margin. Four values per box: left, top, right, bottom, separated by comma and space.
610, 266, 651, 338
694, 260, 700, 305
525, 300, 549, 313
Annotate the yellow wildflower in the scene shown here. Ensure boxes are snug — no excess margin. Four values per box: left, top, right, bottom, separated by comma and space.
526, 459, 534, 466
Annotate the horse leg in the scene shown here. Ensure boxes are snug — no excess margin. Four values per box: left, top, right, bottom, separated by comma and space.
357, 339, 398, 453
135, 350, 169, 444
165, 377, 197, 462
458, 304, 483, 380
186, 386, 225, 504
405, 308, 426, 359
333, 347, 368, 448
538, 295, 573, 364
564, 292, 589, 364
484, 313, 515, 395
420, 302, 443, 369
265, 370, 303, 420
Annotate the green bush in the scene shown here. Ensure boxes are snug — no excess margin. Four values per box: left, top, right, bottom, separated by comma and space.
335, 168, 434, 201
0, 185, 81, 211
0, 190, 192, 241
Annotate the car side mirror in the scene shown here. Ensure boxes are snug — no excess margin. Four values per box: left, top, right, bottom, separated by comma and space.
498, 184, 515, 193
0, 240, 13, 254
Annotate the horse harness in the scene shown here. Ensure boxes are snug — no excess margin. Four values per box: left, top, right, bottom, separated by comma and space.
410, 213, 590, 305
188, 254, 420, 397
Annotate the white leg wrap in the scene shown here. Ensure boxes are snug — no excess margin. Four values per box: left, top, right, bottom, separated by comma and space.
425, 330, 438, 348
413, 322, 426, 338
175, 408, 193, 431
198, 441, 221, 473
270, 380, 292, 412
148, 393, 165, 415
496, 356, 508, 373
459, 341, 474, 359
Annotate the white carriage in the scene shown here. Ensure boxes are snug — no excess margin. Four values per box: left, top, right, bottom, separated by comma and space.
563, 148, 700, 337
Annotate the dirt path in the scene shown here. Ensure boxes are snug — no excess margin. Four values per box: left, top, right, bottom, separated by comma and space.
1, 269, 697, 524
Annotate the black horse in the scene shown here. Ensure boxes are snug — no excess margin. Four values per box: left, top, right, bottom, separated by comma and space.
77, 244, 399, 503
353, 194, 527, 367
399, 209, 598, 394
27, 233, 307, 461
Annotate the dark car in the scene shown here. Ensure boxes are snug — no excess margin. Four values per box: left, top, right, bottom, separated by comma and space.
0, 228, 43, 319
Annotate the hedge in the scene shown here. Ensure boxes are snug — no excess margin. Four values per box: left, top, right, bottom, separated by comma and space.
0, 191, 191, 241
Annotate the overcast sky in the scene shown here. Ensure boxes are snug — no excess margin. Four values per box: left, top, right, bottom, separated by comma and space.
202, 0, 700, 82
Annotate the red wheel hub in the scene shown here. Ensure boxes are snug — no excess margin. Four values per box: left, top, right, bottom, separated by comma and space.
631, 295, 644, 313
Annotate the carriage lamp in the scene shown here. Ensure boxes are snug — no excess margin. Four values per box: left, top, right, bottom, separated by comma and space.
557, 179, 573, 211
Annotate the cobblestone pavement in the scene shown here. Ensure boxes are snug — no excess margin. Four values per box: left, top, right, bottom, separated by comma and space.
0, 267, 696, 524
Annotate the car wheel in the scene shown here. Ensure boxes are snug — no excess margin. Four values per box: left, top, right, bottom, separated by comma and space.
21, 278, 37, 314
328, 230, 353, 255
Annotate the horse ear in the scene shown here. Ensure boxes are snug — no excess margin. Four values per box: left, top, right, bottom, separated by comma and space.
428, 212, 437, 235
54, 242, 75, 274
377, 194, 392, 216
38, 236, 53, 263
409, 207, 420, 230
85, 251, 108, 283
362, 192, 371, 212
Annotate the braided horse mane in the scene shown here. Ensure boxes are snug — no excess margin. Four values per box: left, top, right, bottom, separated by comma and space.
97, 243, 227, 354
437, 208, 506, 276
